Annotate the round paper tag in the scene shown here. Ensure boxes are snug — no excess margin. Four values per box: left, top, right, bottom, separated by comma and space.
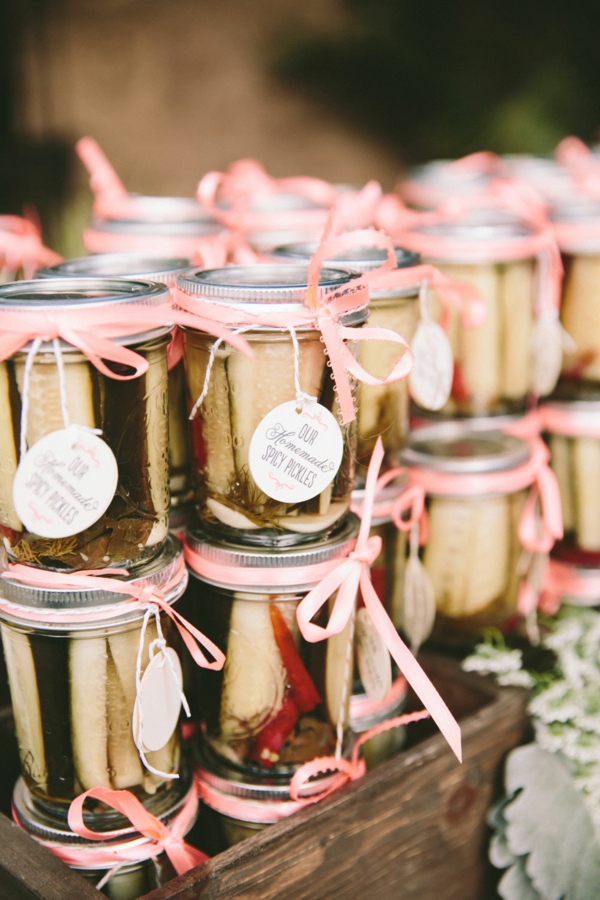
409, 320, 454, 411
248, 400, 344, 503
133, 648, 183, 753
355, 608, 392, 703
12, 427, 118, 539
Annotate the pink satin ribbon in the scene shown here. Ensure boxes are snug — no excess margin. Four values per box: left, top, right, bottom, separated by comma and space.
0, 300, 252, 382
408, 436, 563, 557
0, 558, 225, 672
173, 276, 412, 426
539, 558, 600, 615
82, 225, 229, 260
62, 783, 207, 875
539, 404, 600, 439
352, 468, 428, 541
0, 215, 62, 275
555, 136, 600, 200
288, 708, 431, 803
76, 137, 129, 218
295, 437, 462, 762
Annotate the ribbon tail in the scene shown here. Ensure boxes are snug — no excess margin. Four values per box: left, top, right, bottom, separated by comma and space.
361, 574, 462, 762
318, 314, 356, 425
60, 327, 149, 380
164, 842, 209, 876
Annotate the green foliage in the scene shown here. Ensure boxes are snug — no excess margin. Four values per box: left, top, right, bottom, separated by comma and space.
274, 0, 600, 161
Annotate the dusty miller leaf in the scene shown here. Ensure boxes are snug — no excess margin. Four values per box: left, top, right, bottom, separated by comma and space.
499, 859, 544, 900
503, 745, 600, 900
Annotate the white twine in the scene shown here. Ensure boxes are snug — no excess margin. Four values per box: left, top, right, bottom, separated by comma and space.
334, 608, 356, 759
288, 325, 317, 411
133, 606, 191, 780
188, 326, 253, 421
18, 337, 102, 460
95, 862, 128, 892
418, 279, 432, 324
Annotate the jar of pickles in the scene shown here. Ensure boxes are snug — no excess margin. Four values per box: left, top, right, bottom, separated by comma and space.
349, 675, 408, 770
176, 265, 366, 547
553, 202, 600, 381
36, 255, 195, 508
183, 515, 360, 777
398, 219, 551, 416
12, 775, 196, 899
539, 557, 600, 614
401, 426, 562, 644
0, 278, 172, 571
272, 243, 422, 473
541, 384, 600, 558
194, 741, 340, 853
0, 535, 187, 820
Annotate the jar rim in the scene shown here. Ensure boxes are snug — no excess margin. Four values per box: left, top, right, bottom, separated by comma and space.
37, 254, 191, 286
401, 426, 531, 474
0, 277, 169, 311
271, 242, 420, 274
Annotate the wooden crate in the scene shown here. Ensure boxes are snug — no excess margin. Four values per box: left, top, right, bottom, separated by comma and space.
0, 655, 528, 900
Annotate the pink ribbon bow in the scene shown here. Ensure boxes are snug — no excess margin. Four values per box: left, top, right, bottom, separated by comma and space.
64, 783, 207, 876
0, 215, 62, 276
295, 437, 462, 762
76, 137, 129, 217
0, 300, 252, 382
0, 558, 225, 672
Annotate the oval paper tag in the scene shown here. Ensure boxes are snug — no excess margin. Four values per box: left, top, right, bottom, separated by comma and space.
12, 427, 118, 539
248, 400, 344, 503
355, 607, 392, 703
402, 555, 436, 654
531, 316, 563, 397
133, 648, 183, 753
409, 320, 454, 411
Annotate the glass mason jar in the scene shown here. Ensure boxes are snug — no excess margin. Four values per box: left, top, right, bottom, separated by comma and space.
401, 427, 533, 645
553, 202, 600, 382
349, 675, 408, 771
398, 159, 495, 211
0, 536, 187, 821
404, 221, 539, 417
541, 384, 600, 559
183, 516, 359, 777
37, 255, 195, 508
194, 741, 339, 854
351, 476, 409, 631
0, 278, 171, 571
83, 214, 223, 258
272, 243, 421, 475
178, 265, 363, 547
12, 775, 195, 899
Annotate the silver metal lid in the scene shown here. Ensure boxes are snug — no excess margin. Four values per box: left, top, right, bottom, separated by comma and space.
37, 254, 190, 287
0, 535, 187, 614
194, 742, 336, 803
247, 228, 324, 253
401, 426, 530, 474
87, 217, 222, 237
410, 408, 529, 432
12, 773, 194, 847
418, 217, 532, 241
187, 514, 359, 589
409, 159, 491, 188
349, 684, 408, 733
0, 277, 169, 310
176, 264, 366, 322
101, 195, 215, 224
351, 473, 409, 525
217, 192, 325, 214
271, 242, 420, 274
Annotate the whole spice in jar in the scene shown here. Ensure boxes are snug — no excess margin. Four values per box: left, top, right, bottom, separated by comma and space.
0, 536, 195, 818
183, 516, 360, 776
401, 426, 563, 644
12, 775, 203, 899
174, 264, 412, 546
0, 277, 175, 570
540, 384, 600, 557
37, 255, 195, 508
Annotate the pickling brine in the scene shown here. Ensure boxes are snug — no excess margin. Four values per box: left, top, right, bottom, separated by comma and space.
0, 537, 187, 821
178, 265, 364, 547
0, 279, 171, 571
183, 517, 359, 776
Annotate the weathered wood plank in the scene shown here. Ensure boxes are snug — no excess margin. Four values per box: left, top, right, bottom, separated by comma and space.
0, 812, 98, 900
143, 656, 528, 900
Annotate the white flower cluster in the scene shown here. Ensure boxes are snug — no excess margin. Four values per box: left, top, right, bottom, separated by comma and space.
465, 608, 600, 834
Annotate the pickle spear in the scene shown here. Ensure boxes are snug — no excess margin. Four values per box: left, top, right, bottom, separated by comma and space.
573, 437, 600, 550
143, 345, 170, 547
0, 362, 21, 530
499, 260, 535, 398
561, 256, 600, 379
15, 353, 96, 445
168, 360, 192, 496
70, 636, 111, 789
424, 495, 510, 616
220, 594, 285, 741
106, 630, 144, 790
325, 598, 354, 728
549, 435, 575, 533
1, 626, 47, 792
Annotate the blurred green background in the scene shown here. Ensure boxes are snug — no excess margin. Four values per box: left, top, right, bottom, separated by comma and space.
1, 0, 600, 255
